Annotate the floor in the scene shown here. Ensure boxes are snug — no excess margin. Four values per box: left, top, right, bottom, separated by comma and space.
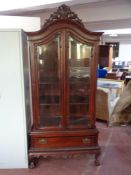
0, 122, 131, 175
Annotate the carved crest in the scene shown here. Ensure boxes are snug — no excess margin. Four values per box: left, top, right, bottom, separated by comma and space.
43, 4, 84, 29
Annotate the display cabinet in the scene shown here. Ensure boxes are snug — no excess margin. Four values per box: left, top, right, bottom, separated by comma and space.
98, 45, 113, 68
27, 4, 102, 168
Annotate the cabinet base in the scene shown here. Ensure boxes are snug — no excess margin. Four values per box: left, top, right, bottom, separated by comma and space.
28, 147, 101, 168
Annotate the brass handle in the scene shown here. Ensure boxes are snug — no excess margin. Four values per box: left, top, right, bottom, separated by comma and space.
82, 138, 90, 144
39, 138, 47, 144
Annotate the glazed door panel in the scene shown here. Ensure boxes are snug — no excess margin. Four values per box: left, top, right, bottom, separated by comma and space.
67, 36, 93, 128
37, 35, 62, 127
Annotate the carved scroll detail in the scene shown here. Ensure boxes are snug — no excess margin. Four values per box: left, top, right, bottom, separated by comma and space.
43, 4, 84, 28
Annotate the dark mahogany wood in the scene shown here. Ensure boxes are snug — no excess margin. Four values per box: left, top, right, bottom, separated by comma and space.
98, 45, 113, 67
27, 4, 102, 168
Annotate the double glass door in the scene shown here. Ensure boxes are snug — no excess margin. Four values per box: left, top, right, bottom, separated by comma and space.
36, 33, 93, 128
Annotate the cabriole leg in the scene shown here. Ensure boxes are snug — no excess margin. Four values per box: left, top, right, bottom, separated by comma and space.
29, 157, 39, 169
95, 151, 101, 166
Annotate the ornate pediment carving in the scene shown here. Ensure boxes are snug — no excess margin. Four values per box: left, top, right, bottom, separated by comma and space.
43, 4, 84, 29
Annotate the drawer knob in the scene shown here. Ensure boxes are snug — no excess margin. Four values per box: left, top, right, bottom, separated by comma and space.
83, 138, 90, 144
39, 138, 47, 144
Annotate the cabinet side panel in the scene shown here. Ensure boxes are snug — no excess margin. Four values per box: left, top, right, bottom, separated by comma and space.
21, 31, 32, 131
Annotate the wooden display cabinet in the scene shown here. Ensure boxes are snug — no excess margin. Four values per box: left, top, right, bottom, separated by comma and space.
27, 4, 102, 168
98, 45, 113, 68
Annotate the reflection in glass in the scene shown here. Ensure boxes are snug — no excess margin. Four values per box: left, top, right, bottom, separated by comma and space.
68, 36, 92, 127
37, 35, 62, 127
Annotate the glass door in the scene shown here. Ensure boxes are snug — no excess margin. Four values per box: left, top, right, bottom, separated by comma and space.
37, 35, 62, 127
68, 36, 93, 128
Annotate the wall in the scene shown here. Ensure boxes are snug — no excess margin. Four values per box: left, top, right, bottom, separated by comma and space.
0, 16, 40, 32
119, 44, 131, 62
0, 16, 40, 169
0, 30, 30, 169
103, 34, 131, 62
32, 0, 131, 30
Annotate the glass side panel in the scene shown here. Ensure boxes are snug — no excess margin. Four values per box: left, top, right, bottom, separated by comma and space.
68, 36, 92, 127
37, 35, 62, 127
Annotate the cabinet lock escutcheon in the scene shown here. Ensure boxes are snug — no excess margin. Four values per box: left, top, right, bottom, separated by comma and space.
39, 138, 47, 144
82, 138, 90, 144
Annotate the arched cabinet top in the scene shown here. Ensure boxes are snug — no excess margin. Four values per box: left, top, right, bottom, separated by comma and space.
26, 4, 103, 42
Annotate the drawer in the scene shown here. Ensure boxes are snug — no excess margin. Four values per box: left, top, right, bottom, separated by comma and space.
31, 135, 97, 149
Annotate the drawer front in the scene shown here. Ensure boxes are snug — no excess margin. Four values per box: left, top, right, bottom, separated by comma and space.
31, 136, 97, 149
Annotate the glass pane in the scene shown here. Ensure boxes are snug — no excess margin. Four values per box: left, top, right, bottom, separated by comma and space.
68, 36, 92, 127
37, 35, 62, 127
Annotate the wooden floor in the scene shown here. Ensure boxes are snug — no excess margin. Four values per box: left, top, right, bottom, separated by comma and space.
0, 122, 131, 175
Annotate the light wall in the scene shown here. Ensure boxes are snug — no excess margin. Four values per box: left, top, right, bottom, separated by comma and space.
103, 35, 131, 63
32, 1, 131, 31
0, 16, 40, 31
0, 30, 28, 169
0, 16, 40, 169
119, 44, 131, 62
